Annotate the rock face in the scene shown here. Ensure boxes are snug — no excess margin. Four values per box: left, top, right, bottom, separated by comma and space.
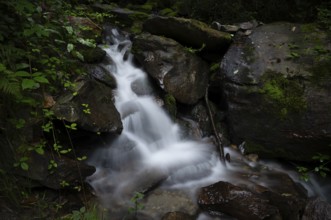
132, 33, 209, 105
16, 151, 95, 190
219, 22, 331, 161
198, 176, 307, 220
143, 16, 232, 52
52, 79, 122, 134
198, 181, 281, 220
302, 197, 331, 220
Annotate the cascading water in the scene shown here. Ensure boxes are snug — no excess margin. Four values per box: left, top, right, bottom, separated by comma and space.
87, 29, 331, 219
87, 29, 225, 217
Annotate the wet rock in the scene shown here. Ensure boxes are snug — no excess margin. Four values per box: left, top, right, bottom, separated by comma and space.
219, 22, 331, 161
142, 189, 198, 219
52, 79, 122, 134
143, 16, 232, 52
162, 211, 194, 220
302, 197, 331, 220
87, 64, 117, 88
198, 169, 308, 220
198, 181, 281, 220
211, 22, 240, 33
15, 151, 95, 190
132, 33, 209, 105
81, 47, 106, 63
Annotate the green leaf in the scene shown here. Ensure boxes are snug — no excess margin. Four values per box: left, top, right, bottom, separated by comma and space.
67, 43, 74, 53
15, 119, 26, 129
74, 51, 84, 61
15, 71, 31, 77
0, 63, 6, 72
35, 147, 44, 155
16, 63, 30, 70
77, 38, 96, 48
65, 26, 74, 35
22, 79, 39, 90
21, 162, 29, 171
80, 206, 86, 213
33, 76, 49, 84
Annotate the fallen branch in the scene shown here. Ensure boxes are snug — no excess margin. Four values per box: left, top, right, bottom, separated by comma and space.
204, 85, 226, 164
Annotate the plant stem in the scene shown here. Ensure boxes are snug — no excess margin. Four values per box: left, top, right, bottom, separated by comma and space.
204, 85, 226, 164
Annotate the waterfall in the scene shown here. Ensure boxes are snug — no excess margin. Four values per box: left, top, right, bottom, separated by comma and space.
86, 29, 331, 219
87, 29, 225, 210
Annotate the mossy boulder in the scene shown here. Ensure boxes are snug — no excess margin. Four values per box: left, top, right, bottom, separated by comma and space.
218, 22, 331, 161
52, 79, 122, 134
142, 16, 232, 52
132, 33, 209, 105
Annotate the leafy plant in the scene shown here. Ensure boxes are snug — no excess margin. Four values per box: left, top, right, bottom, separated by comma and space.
297, 152, 331, 181
128, 192, 145, 218
62, 205, 102, 220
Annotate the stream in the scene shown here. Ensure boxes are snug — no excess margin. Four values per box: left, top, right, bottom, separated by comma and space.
86, 29, 330, 219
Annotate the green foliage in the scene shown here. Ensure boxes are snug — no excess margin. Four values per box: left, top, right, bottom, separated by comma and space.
297, 152, 331, 181
128, 192, 144, 217
259, 72, 307, 118
81, 103, 91, 114
164, 94, 177, 119
316, 2, 331, 32
62, 205, 102, 220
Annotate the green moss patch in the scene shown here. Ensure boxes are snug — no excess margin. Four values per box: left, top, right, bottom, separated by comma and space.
259, 71, 307, 118
164, 94, 177, 119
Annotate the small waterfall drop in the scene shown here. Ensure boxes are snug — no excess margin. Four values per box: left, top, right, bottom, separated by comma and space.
87, 29, 224, 210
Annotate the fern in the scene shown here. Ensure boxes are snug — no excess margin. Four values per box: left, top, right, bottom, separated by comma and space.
0, 64, 21, 97
0, 77, 21, 97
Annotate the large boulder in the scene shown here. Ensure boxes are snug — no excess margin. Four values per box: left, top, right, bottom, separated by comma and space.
219, 22, 331, 161
132, 33, 209, 105
143, 16, 232, 52
15, 151, 95, 190
52, 79, 122, 134
302, 197, 331, 220
198, 175, 307, 220
198, 181, 281, 220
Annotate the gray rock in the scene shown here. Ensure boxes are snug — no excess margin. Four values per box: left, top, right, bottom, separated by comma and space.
52, 79, 122, 134
218, 22, 331, 161
198, 174, 307, 220
198, 181, 281, 220
15, 151, 95, 190
162, 211, 194, 220
302, 197, 331, 220
132, 33, 209, 105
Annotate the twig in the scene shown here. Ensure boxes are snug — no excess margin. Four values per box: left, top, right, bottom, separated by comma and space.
204, 85, 226, 164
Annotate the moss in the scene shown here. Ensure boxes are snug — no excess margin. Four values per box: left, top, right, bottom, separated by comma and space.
128, 11, 150, 20
159, 8, 177, 16
164, 94, 177, 119
259, 71, 307, 118
242, 42, 256, 64
300, 23, 318, 33
209, 63, 219, 72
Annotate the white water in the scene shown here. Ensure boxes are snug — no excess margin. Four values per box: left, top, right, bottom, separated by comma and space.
87, 29, 225, 208
87, 29, 330, 218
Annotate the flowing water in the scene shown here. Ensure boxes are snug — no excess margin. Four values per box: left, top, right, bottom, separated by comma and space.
87, 29, 330, 219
